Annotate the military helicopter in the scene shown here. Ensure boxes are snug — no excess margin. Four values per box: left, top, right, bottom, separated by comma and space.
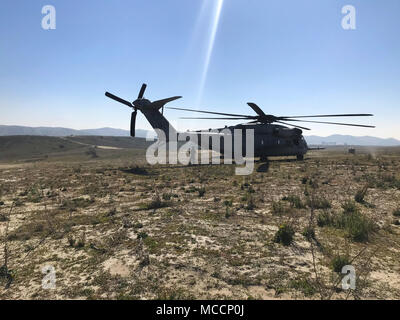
105, 84, 374, 161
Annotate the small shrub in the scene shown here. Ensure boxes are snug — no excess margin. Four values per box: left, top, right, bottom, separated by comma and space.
302, 226, 315, 241
122, 218, 133, 229
25, 185, 43, 203
14, 198, 23, 207
274, 224, 295, 246
338, 210, 375, 242
393, 208, 400, 217
134, 222, 143, 229
162, 193, 172, 201
76, 234, 86, 248
342, 200, 358, 214
223, 200, 233, 207
197, 187, 206, 197
307, 178, 319, 189
107, 208, 117, 216
316, 211, 336, 227
225, 207, 233, 219
336, 202, 375, 242
307, 196, 331, 209
137, 231, 148, 240
143, 237, 159, 253
271, 201, 285, 215
121, 165, 148, 175
185, 186, 196, 193
245, 195, 256, 210
282, 195, 305, 209
139, 255, 150, 268
354, 185, 368, 203
143, 195, 168, 210
290, 278, 316, 297
331, 254, 351, 273
67, 235, 76, 247
240, 182, 250, 190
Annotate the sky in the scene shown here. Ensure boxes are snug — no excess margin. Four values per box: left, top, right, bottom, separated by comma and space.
0, 0, 399, 138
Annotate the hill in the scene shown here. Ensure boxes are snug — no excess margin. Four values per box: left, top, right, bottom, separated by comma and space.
0, 125, 152, 138
305, 134, 400, 146
0, 135, 152, 161
1, 125, 399, 146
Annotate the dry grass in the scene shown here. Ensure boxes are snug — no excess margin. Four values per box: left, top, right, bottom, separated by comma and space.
0, 142, 400, 299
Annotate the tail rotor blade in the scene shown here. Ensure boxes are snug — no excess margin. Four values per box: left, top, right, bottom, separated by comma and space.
130, 110, 137, 137
105, 92, 133, 108
138, 83, 147, 99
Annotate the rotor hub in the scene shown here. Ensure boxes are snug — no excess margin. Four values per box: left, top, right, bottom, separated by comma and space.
132, 98, 151, 109
259, 115, 277, 123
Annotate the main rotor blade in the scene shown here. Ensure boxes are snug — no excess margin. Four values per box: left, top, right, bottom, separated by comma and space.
166, 106, 252, 118
105, 92, 133, 108
179, 117, 255, 120
138, 83, 147, 99
247, 103, 266, 116
276, 120, 311, 131
284, 119, 375, 128
280, 113, 373, 119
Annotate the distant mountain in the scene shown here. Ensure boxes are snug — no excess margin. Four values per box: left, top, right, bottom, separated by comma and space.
305, 134, 400, 146
0, 125, 152, 138
1, 126, 399, 146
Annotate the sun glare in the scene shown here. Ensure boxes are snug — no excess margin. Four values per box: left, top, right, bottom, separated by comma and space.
196, 0, 224, 106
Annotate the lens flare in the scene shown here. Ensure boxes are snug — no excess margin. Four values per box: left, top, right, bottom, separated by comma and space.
196, 0, 224, 106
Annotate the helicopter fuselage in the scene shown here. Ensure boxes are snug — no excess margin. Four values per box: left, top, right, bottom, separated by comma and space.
105, 83, 373, 162
190, 123, 308, 159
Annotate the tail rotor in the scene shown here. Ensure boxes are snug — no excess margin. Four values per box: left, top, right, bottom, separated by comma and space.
105, 83, 181, 137
105, 83, 148, 137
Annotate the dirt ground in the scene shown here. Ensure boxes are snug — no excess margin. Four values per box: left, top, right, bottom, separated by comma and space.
0, 147, 400, 300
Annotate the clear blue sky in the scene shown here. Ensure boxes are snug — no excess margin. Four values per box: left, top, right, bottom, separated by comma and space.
1, 0, 399, 138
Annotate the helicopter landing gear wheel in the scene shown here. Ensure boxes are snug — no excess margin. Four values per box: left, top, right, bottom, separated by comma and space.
296, 154, 304, 161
